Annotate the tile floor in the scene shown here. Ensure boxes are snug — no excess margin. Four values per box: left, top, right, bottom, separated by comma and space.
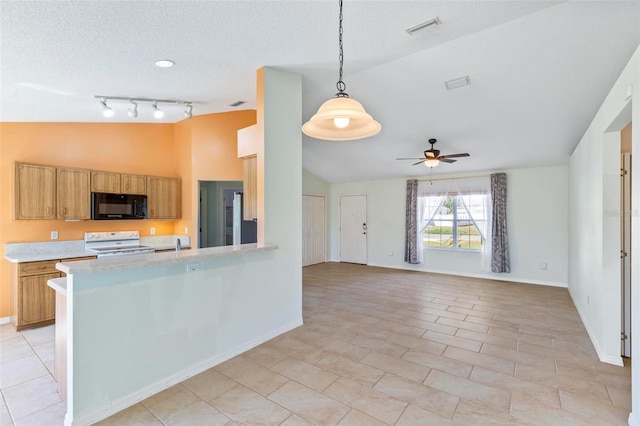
0, 262, 632, 425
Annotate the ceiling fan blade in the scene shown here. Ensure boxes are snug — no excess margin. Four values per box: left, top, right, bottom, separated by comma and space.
412, 160, 426, 166
439, 153, 470, 159
440, 158, 457, 163
396, 157, 426, 160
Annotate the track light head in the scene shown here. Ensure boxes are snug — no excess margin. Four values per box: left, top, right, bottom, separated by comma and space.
152, 102, 164, 119
184, 103, 193, 119
127, 100, 138, 118
101, 97, 114, 118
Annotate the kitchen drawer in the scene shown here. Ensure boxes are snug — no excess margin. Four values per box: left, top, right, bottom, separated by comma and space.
60, 256, 96, 262
19, 260, 59, 276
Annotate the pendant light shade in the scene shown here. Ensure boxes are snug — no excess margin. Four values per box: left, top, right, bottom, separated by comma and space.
302, 97, 381, 141
302, 0, 381, 141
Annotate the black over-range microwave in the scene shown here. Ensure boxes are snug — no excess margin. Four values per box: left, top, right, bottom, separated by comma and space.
91, 192, 147, 220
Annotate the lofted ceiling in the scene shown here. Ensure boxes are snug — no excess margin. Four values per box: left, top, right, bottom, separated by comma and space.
1, 1, 639, 183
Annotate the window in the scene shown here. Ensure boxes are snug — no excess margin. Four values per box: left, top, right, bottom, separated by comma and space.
421, 193, 488, 250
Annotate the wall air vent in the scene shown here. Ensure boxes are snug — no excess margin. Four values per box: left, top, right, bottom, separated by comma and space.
229, 101, 246, 107
405, 17, 441, 35
444, 76, 471, 90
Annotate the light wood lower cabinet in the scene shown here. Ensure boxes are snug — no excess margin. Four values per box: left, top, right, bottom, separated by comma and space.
57, 167, 91, 220
11, 261, 59, 330
10, 257, 96, 331
15, 163, 57, 219
243, 156, 257, 221
147, 176, 181, 219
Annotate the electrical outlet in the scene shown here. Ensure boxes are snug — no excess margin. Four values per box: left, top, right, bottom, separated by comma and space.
150, 227, 156, 235
540, 262, 547, 270
50, 231, 58, 240
186, 263, 200, 272
184, 227, 188, 235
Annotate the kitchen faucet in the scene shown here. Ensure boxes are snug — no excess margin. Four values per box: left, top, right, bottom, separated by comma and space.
176, 238, 181, 251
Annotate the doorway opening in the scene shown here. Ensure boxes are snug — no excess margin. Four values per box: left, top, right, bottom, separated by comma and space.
198, 180, 242, 248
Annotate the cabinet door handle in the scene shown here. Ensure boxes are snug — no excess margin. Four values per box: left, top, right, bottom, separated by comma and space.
62, 207, 67, 215
45, 207, 50, 215
113, 183, 116, 190
125, 183, 129, 190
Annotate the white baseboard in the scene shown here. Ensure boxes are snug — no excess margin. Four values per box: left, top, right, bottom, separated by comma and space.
568, 289, 624, 366
366, 262, 568, 288
0, 317, 10, 325
629, 411, 639, 426
71, 318, 304, 426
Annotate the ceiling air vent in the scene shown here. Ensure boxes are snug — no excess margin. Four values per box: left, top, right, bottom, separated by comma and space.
405, 17, 441, 35
444, 76, 471, 90
229, 101, 246, 107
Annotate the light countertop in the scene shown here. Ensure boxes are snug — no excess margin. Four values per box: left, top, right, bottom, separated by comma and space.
4, 235, 191, 263
56, 243, 278, 275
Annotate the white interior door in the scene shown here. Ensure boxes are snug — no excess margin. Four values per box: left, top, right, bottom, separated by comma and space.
340, 195, 367, 264
302, 195, 326, 266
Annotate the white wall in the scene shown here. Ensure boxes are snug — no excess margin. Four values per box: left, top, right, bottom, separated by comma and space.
568, 45, 639, 418
328, 166, 569, 286
302, 168, 330, 198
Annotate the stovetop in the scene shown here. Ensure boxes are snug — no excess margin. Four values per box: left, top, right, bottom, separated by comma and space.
84, 231, 155, 257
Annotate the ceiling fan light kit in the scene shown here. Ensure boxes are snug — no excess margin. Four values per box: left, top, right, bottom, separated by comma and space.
302, 0, 381, 141
424, 158, 440, 168
397, 138, 470, 168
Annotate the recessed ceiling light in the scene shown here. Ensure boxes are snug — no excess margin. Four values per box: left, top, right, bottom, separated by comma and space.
444, 75, 471, 90
405, 17, 441, 36
155, 59, 175, 68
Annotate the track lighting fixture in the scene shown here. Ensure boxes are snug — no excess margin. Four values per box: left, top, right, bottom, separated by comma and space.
152, 102, 164, 119
100, 98, 114, 118
127, 100, 138, 118
94, 95, 193, 119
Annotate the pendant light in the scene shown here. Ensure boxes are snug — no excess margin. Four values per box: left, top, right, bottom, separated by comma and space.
302, 0, 381, 141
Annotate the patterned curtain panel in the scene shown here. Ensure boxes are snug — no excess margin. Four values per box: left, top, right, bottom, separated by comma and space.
404, 179, 420, 264
491, 173, 510, 273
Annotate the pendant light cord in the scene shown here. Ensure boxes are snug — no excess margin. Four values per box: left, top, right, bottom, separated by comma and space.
336, 0, 348, 97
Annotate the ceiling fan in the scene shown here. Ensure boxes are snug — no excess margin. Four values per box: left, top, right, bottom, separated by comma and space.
397, 138, 470, 168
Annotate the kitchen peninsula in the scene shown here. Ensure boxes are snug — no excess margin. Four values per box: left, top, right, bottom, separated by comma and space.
48, 242, 293, 426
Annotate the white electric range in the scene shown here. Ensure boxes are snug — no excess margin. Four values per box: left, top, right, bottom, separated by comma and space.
84, 231, 155, 258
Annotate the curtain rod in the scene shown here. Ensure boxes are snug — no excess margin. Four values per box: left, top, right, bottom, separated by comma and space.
416, 173, 491, 182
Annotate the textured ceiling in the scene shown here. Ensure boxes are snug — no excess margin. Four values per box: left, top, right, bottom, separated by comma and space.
1, 1, 639, 183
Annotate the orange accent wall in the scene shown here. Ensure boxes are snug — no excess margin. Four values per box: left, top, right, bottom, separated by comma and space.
0, 111, 256, 319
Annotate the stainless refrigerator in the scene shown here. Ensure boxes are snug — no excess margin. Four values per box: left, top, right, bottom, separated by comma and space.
232, 192, 257, 245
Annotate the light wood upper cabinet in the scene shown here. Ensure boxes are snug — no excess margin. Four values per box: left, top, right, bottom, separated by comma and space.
91, 171, 120, 193
91, 171, 146, 195
15, 163, 56, 219
57, 168, 91, 220
122, 174, 146, 195
147, 176, 181, 219
243, 156, 257, 221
